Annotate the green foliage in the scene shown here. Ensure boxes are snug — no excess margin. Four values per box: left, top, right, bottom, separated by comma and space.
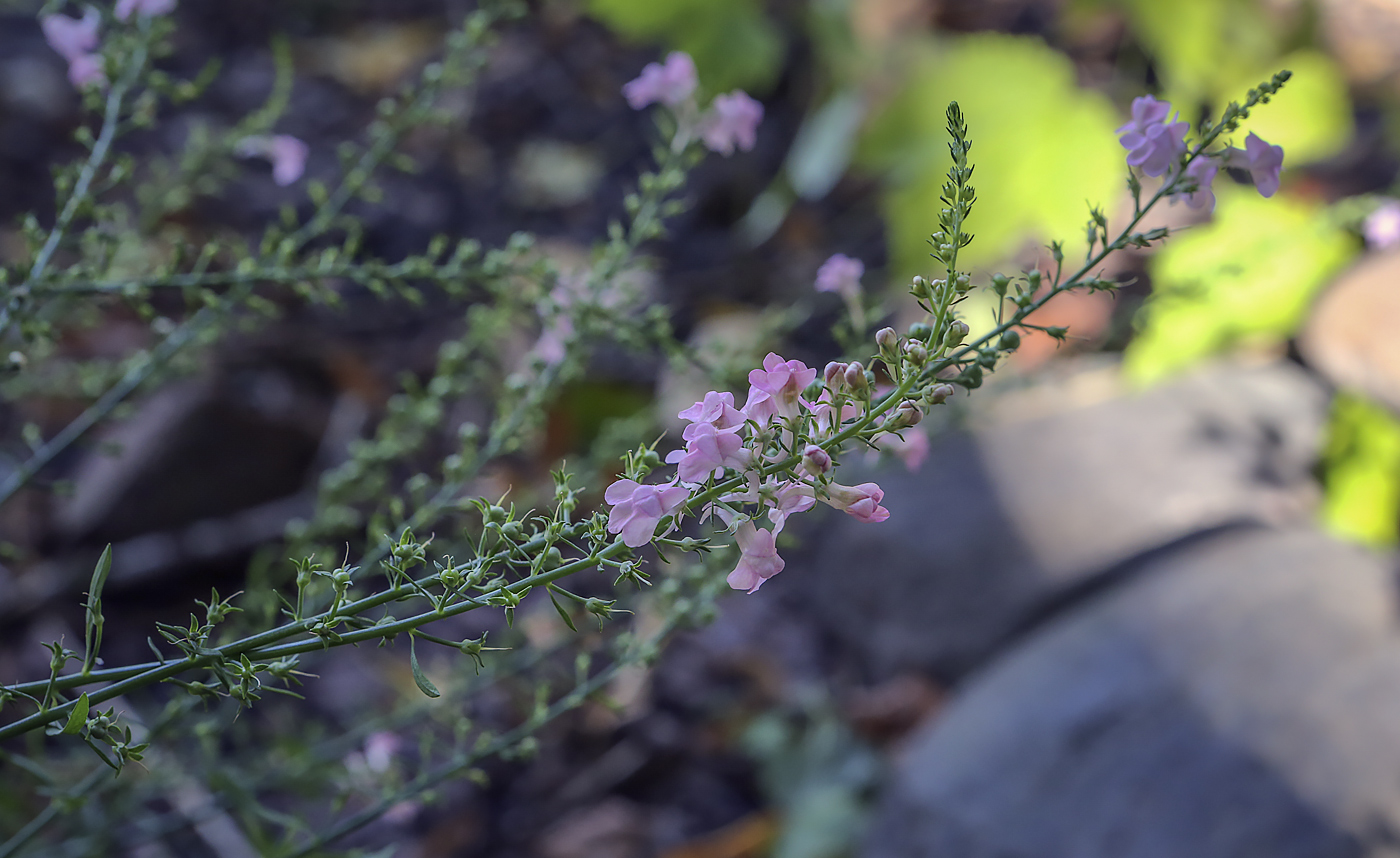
1322, 393, 1400, 546
1123, 185, 1357, 383
586, 0, 784, 94
859, 35, 1122, 277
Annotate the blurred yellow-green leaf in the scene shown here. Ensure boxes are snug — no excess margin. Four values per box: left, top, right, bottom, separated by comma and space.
1322, 393, 1400, 547
586, 0, 784, 95
1228, 50, 1353, 165
1123, 185, 1357, 384
1114, 0, 1281, 108
858, 35, 1123, 277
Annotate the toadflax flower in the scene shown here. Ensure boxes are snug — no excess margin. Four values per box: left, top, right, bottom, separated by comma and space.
821, 481, 890, 523
743, 352, 817, 425
1236, 132, 1284, 198
1173, 156, 1219, 211
235, 134, 309, 186
1116, 95, 1188, 177
701, 91, 763, 156
622, 52, 697, 110
815, 254, 864, 300
116, 0, 176, 19
678, 390, 745, 440
1364, 200, 1400, 249
727, 521, 784, 593
605, 479, 689, 547
666, 422, 748, 484
41, 9, 106, 89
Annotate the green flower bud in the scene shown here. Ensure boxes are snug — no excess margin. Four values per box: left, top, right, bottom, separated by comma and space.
998, 330, 1021, 352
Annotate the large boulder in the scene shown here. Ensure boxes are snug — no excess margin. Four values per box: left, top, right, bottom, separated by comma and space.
784, 359, 1329, 678
866, 528, 1400, 858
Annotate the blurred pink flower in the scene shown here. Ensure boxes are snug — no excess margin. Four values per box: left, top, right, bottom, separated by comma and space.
605, 479, 688, 547
622, 52, 697, 110
727, 522, 784, 593
65, 53, 106, 89
116, 0, 176, 19
236, 134, 309, 186
878, 429, 929, 471
1365, 201, 1400, 249
1174, 157, 1219, 211
42, 10, 106, 89
666, 422, 747, 484
822, 481, 890, 523
701, 91, 763, 156
1240, 132, 1284, 198
808, 388, 858, 438
1116, 95, 1187, 177
815, 254, 864, 300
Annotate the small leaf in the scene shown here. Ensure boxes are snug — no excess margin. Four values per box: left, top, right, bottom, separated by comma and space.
548, 587, 578, 633
62, 693, 90, 735
409, 637, 440, 699
87, 545, 111, 613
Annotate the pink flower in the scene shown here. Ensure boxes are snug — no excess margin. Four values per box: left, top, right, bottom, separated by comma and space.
42, 10, 106, 89
743, 353, 817, 425
623, 52, 698, 110
715, 475, 814, 531
678, 390, 745, 440
701, 91, 763, 156
1173, 156, 1219, 211
363, 731, 401, 774
808, 388, 858, 438
42, 10, 100, 62
727, 522, 784, 593
604, 479, 689, 547
878, 429, 929, 471
1365, 201, 1400, 249
666, 422, 748, 484
801, 443, 831, 477
1116, 95, 1187, 177
236, 135, 309, 186
815, 254, 864, 300
821, 481, 890, 523
116, 0, 176, 19
1239, 132, 1284, 198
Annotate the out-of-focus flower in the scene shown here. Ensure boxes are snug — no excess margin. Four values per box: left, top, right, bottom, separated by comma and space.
1364, 200, 1400, 249
701, 91, 763, 156
666, 422, 747, 484
363, 731, 401, 774
821, 481, 890, 523
815, 254, 864, 300
235, 134, 309, 186
116, 0, 176, 19
1173, 156, 1219, 211
877, 429, 929, 471
42, 10, 106, 89
727, 521, 784, 593
622, 52, 697, 110
1116, 95, 1187, 177
604, 479, 688, 547
1239, 132, 1284, 198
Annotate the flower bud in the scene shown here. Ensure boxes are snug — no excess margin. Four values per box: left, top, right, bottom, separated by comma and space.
884, 400, 924, 431
485, 505, 508, 525
904, 341, 928, 365
845, 361, 869, 395
876, 326, 899, 355
944, 319, 970, 348
801, 443, 831, 477
954, 273, 971, 294
908, 322, 933, 342
824, 361, 848, 390
998, 330, 1021, 352
925, 383, 955, 405
1027, 269, 1042, 291
910, 275, 930, 300
990, 273, 1010, 297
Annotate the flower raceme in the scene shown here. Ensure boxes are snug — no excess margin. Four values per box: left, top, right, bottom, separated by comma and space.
623, 51, 763, 157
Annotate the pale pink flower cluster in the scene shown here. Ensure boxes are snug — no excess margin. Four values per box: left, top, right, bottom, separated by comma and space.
42, 9, 105, 89
235, 134, 309, 186
1118, 95, 1284, 208
622, 51, 763, 157
605, 351, 903, 594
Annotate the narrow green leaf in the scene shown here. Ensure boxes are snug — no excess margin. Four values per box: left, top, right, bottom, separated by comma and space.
62, 693, 90, 735
87, 545, 111, 613
409, 637, 440, 699
548, 587, 578, 633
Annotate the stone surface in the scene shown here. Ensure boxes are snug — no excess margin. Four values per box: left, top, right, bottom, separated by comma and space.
865, 528, 1400, 858
1300, 250, 1400, 414
783, 359, 1329, 678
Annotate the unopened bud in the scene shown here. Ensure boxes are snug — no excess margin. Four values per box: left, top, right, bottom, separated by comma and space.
1027, 269, 1042, 291
944, 320, 970, 348
925, 383, 955, 405
908, 322, 933, 342
801, 444, 831, 477
954, 273, 971, 294
910, 275, 930, 300
824, 361, 848, 390
875, 326, 899, 355
885, 400, 924, 431
904, 341, 928, 365
990, 273, 1010, 297
485, 505, 508, 525
998, 330, 1021, 352
845, 361, 869, 394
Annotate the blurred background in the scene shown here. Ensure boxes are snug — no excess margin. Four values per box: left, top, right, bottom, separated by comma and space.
5, 0, 1400, 855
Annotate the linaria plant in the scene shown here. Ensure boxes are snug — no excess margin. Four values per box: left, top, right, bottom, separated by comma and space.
0, 1, 1292, 853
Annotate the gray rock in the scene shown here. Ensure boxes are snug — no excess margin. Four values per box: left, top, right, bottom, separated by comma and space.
866, 528, 1400, 858
785, 360, 1329, 678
